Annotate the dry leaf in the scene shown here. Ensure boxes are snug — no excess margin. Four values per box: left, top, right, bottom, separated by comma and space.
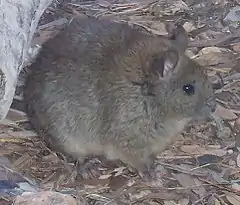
223, 6, 240, 23
232, 43, 240, 52
129, 190, 151, 201
174, 173, 196, 187
164, 0, 189, 14
150, 0, 189, 16
236, 154, 240, 167
148, 21, 167, 35
6, 109, 28, 123
183, 22, 196, 32
194, 47, 236, 71
198, 47, 229, 54
161, 163, 209, 176
0, 156, 13, 168
226, 193, 240, 205
235, 118, 240, 147
209, 170, 229, 184
180, 145, 227, 157
164, 201, 178, 205
42, 153, 59, 163
7, 130, 38, 138
0, 119, 18, 127
81, 178, 110, 186
99, 174, 112, 179
234, 118, 240, 132
174, 173, 206, 197
129, 20, 167, 36
193, 178, 206, 197
236, 133, 240, 148
180, 144, 200, 153
197, 154, 220, 165
38, 18, 68, 30
215, 105, 238, 120
97, 0, 111, 7
178, 198, 190, 205
213, 198, 221, 205
113, 166, 126, 176
13, 153, 31, 168
0, 147, 14, 156
232, 183, 240, 192
0, 134, 27, 143
229, 159, 236, 166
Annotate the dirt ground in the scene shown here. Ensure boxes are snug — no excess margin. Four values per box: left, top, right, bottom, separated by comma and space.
1, 0, 240, 204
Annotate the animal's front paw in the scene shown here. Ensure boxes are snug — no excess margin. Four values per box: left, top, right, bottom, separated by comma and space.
77, 157, 102, 179
138, 158, 166, 187
138, 156, 157, 181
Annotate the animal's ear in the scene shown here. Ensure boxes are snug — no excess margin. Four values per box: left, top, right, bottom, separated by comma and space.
165, 22, 188, 53
151, 50, 180, 78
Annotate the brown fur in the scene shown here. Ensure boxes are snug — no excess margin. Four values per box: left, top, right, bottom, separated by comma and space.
24, 16, 216, 176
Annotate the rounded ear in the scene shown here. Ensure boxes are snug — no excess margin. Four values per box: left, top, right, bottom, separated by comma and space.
165, 22, 188, 53
150, 50, 181, 78
163, 50, 180, 77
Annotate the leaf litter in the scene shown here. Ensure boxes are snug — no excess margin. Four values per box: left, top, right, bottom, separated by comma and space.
0, 0, 240, 204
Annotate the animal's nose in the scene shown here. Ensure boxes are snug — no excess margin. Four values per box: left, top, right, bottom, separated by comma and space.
206, 100, 216, 113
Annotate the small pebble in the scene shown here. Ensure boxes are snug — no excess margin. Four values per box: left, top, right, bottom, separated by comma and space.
227, 149, 234, 154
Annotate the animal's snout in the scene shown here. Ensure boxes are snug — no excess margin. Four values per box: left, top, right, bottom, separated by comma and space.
206, 99, 216, 113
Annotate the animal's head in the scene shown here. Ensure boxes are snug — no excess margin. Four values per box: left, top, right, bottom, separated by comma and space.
138, 41, 216, 120
125, 34, 216, 120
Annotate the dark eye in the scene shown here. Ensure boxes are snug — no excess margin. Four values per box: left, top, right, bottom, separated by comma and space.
183, 84, 195, 95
